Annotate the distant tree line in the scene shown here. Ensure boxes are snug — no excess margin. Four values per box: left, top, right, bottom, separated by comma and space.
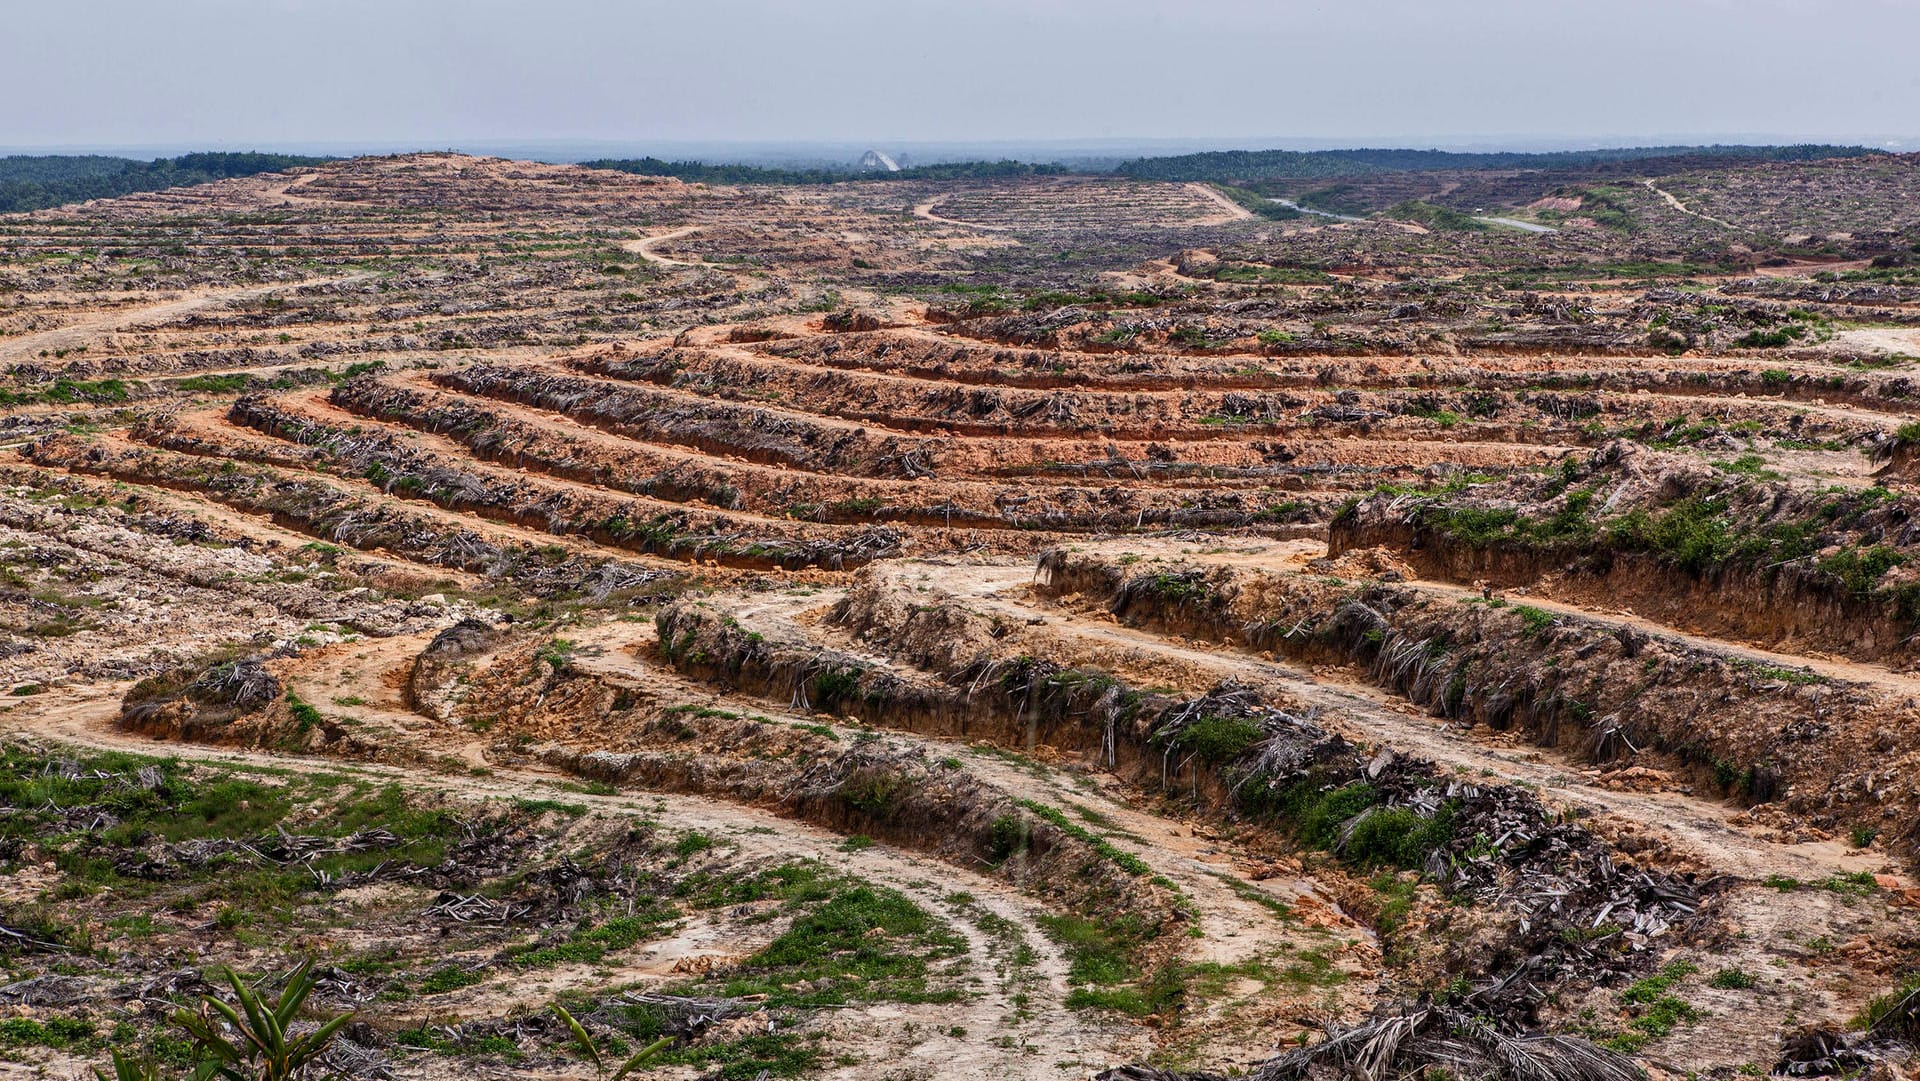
0, 143, 1887, 214
1111, 144, 1880, 183
579, 157, 1071, 184
0, 152, 329, 213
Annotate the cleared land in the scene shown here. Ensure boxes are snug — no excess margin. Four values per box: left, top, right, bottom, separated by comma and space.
5, 150, 1920, 1080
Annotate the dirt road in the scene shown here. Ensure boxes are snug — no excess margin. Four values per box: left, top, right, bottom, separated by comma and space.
1185, 184, 1256, 225
1644, 179, 1741, 231
911, 199, 1012, 232
619, 227, 709, 267
4, 681, 1145, 1081
920, 554, 1893, 886
0, 275, 372, 364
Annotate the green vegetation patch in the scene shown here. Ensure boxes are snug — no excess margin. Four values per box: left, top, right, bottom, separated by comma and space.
690, 883, 967, 1007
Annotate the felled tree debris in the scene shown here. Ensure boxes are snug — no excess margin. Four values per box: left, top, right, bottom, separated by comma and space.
29, 433, 683, 600
119, 656, 281, 737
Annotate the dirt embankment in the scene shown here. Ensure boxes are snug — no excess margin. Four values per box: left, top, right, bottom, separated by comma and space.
1331, 511, 1920, 665
1326, 441, 1920, 668
647, 570, 1704, 1023
1033, 548, 1920, 855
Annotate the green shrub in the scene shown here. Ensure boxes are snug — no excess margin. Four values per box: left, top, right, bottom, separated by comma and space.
1342, 804, 1455, 869
508, 908, 678, 968
418, 965, 487, 994
285, 693, 322, 733
1709, 967, 1756, 990
836, 769, 903, 816
0, 1016, 94, 1049
1513, 605, 1556, 639
1820, 545, 1907, 596
176, 373, 250, 394
808, 666, 864, 712
728, 886, 964, 1006
1250, 778, 1379, 850
1169, 714, 1264, 765
987, 814, 1026, 863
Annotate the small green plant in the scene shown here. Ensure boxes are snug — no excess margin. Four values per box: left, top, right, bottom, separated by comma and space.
550, 1002, 674, 1079
1715, 453, 1775, 477
1821, 870, 1880, 897
534, 638, 576, 673
170, 959, 355, 1080
93, 1051, 166, 1081
1165, 713, 1264, 765
987, 814, 1026, 863
284, 694, 322, 733
1515, 605, 1555, 639
1709, 967, 1757, 990
1857, 973, 1920, 1032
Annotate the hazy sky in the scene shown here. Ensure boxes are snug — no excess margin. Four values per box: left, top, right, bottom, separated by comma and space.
8, 0, 1920, 153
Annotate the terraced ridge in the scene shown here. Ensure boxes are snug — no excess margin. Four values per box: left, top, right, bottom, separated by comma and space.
10, 150, 1920, 1080
916, 178, 1248, 231
17, 283, 1920, 1077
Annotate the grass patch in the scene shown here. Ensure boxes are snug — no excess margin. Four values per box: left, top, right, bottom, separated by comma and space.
693, 884, 966, 1007
506, 905, 680, 969
1038, 912, 1184, 1017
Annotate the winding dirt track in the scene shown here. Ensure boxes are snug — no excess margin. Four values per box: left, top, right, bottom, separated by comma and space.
1183, 184, 1257, 225
619, 226, 710, 267
570, 614, 1376, 977
1643, 179, 1741, 231
6, 681, 1143, 1081
911, 199, 1012, 233
0, 275, 371, 364
910, 551, 1893, 888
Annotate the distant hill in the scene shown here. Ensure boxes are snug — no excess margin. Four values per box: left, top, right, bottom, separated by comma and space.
580, 158, 1069, 184
1112, 144, 1880, 183
0, 152, 329, 214
0, 144, 1891, 214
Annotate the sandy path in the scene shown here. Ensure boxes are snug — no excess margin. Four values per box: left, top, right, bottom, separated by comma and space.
618, 227, 709, 267
83, 428, 641, 562
911, 198, 1013, 233
4, 680, 1140, 1081
2, 449, 439, 572
1185, 184, 1257, 226
1403, 574, 1920, 698
261, 173, 352, 209
1829, 326, 1920, 357
0, 275, 372, 364
1161, 537, 1920, 697
265, 389, 812, 531
1643, 179, 1741, 231
919, 556, 1891, 887
562, 618, 1376, 1063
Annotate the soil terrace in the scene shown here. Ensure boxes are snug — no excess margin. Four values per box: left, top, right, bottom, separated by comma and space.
5, 151, 1920, 1080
